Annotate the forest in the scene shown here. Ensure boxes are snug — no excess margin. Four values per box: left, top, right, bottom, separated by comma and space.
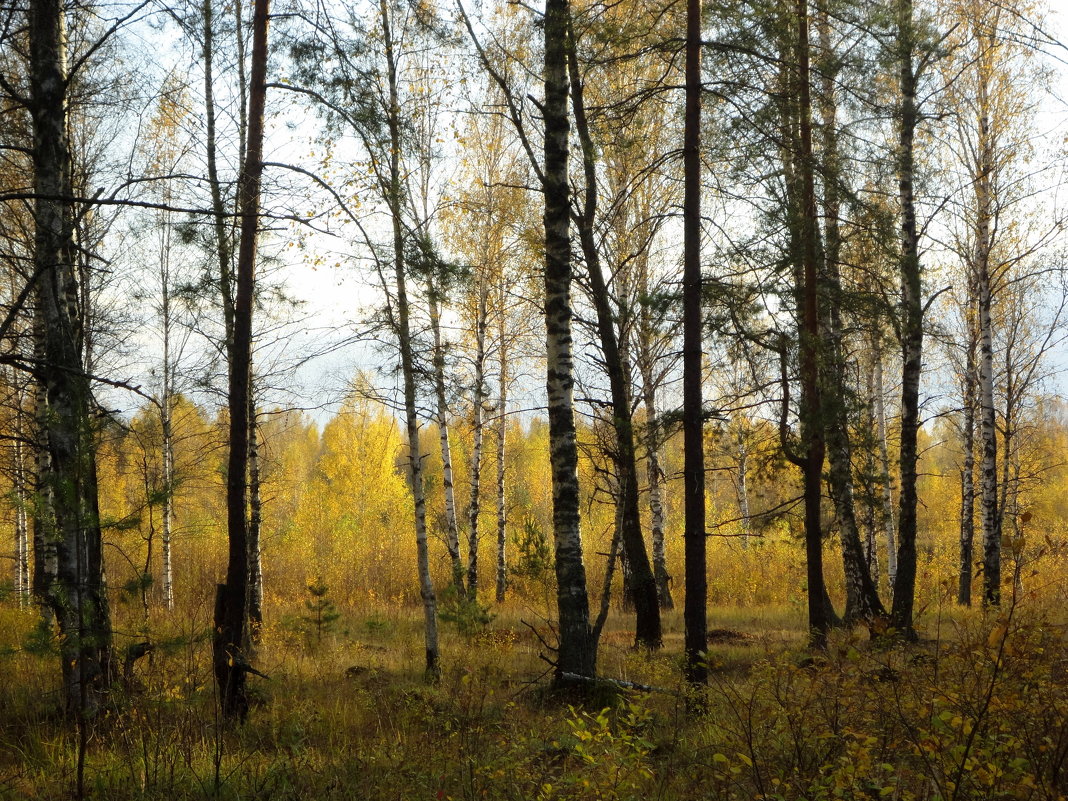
2, 0, 1068, 797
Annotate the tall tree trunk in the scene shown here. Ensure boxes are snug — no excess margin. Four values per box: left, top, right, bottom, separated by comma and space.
13, 397, 30, 607
791, 0, 832, 648
637, 258, 673, 607
247, 396, 263, 635
890, 0, 923, 639
682, 0, 707, 683
736, 436, 751, 548
860, 359, 881, 587
159, 213, 176, 612
202, 0, 234, 349
545, 0, 595, 681
467, 284, 488, 600
566, 34, 661, 649
495, 314, 508, 603
377, 0, 439, 679
30, 331, 55, 612
958, 327, 977, 605
212, 0, 268, 721
645, 393, 673, 605
815, 4, 885, 625
874, 347, 896, 593
973, 43, 1000, 607
29, 0, 113, 711
427, 282, 463, 592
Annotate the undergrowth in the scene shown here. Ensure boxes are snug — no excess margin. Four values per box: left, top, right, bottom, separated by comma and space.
0, 600, 1066, 800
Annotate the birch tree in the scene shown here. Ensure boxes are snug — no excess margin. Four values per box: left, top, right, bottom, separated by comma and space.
22, 0, 114, 712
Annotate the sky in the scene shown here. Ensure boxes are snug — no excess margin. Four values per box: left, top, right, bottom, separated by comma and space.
97, 0, 1068, 431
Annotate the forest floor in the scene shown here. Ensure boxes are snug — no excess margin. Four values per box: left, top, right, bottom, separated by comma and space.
1, 598, 1067, 800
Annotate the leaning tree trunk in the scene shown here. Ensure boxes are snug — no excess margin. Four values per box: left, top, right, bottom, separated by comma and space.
545, 0, 595, 681
213, 0, 268, 721
891, 0, 923, 640
29, 0, 113, 712
682, 0, 708, 684
566, 34, 661, 649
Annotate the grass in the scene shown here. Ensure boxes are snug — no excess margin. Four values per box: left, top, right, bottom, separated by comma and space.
1, 597, 1067, 800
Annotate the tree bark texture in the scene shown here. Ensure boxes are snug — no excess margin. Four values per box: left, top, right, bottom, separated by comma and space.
379, 0, 439, 679
467, 284, 488, 600
890, 0, 923, 639
495, 310, 509, 603
971, 28, 1001, 607
792, 0, 832, 648
29, 0, 113, 711
213, 0, 268, 721
247, 397, 263, 635
566, 31, 662, 649
874, 348, 897, 593
428, 283, 464, 592
682, 0, 708, 683
544, 0, 595, 681
160, 260, 175, 612
958, 315, 977, 605
815, 5, 885, 625
636, 252, 673, 608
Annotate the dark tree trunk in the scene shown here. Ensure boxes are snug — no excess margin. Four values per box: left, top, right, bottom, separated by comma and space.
212, 0, 268, 721
545, 0, 595, 681
890, 0, 923, 640
203, 0, 234, 348
566, 33, 662, 650
793, 0, 832, 648
682, 0, 708, 684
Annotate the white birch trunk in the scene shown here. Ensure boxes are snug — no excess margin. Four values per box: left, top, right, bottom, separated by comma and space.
380, 0, 438, 677
495, 327, 508, 603
427, 286, 463, 590
875, 349, 896, 592
466, 285, 488, 599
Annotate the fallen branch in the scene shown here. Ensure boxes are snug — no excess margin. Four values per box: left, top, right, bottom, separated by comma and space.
557, 672, 673, 694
